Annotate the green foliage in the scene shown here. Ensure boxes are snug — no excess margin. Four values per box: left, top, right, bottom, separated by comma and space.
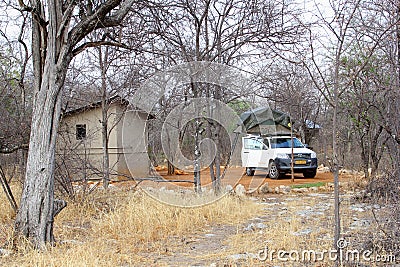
228, 99, 251, 115
291, 182, 326, 189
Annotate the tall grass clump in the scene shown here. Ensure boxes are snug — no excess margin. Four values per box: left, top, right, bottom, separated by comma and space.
0, 188, 261, 267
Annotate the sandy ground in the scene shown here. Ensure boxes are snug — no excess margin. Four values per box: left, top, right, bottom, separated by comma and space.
114, 167, 348, 191
138, 187, 380, 266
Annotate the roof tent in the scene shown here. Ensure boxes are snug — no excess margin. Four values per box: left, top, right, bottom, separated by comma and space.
240, 107, 292, 136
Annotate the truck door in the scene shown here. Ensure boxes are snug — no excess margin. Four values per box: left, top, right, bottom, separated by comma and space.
241, 136, 267, 167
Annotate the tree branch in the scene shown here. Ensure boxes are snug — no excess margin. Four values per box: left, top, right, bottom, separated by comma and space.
0, 144, 29, 154
68, 0, 135, 49
72, 41, 130, 57
56, 0, 77, 38
17, 0, 32, 12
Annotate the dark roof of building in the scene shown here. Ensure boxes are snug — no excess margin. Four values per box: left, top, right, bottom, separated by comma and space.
62, 95, 153, 118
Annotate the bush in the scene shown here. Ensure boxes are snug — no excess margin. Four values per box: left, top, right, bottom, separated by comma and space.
364, 170, 400, 258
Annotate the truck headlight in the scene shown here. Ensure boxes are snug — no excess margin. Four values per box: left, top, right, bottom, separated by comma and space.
276, 153, 290, 159
310, 152, 317, 158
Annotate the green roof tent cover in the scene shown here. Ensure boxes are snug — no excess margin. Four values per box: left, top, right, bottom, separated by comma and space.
240, 107, 292, 136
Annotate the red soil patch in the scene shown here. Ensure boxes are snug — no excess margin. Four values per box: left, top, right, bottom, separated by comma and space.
110, 166, 356, 191
132, 167, 347, 191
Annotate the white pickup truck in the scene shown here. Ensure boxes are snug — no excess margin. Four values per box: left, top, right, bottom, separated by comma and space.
241, 135, 318, 179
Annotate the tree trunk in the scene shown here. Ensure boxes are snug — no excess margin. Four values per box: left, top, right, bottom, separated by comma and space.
14, 0, 134, 248
101, 95, 110, 189
194, 118, 202, 193
212, 124, 222, 194
167, 161, 175, 175
369, 126, 384, 177
395, 1, 400, 177
190, 80, 201, 193
209, 161, 216, 189
332, 101, 341, 252
332, 44, 341, 253
99, 47, 110, 189
14, 0, 70, 248
361, 142, 370, 179
165, 123, 175, 175
14, 64, 65, 247
206, 115, 215, 183
206, 114, 221, 194
213, 146, 221, 193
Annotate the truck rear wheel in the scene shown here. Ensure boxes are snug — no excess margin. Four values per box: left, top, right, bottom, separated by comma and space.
246, 167, 255, 176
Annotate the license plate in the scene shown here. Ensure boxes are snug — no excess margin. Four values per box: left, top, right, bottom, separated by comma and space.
295, 160, 307, 165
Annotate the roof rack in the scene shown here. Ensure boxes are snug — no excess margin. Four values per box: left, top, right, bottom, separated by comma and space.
261, 132, 292, 137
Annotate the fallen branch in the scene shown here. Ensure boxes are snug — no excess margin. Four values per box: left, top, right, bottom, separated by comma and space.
135, 177, 194, 183
87, 176, 195, 184
0, 165, 18, 213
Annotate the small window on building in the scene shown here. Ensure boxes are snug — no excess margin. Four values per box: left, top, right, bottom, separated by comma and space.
76, 124, 86, 140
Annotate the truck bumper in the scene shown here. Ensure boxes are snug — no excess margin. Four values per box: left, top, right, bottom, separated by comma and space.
274, 158, 318, 173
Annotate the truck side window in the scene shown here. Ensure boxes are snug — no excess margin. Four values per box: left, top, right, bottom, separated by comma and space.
244, 138, 266, 150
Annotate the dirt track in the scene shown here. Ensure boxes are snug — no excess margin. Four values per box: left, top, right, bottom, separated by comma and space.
134, 167, 343, 191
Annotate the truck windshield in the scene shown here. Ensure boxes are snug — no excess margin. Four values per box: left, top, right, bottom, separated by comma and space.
270, 138, 304, 148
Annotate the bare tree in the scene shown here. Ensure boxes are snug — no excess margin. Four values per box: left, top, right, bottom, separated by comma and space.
302, 0, 400, 252
96, 45, 131, 189
0, 8, 31, 215
147, 0, 305, 192
301, 0, 364, 251
257, 62, 322, 145
14, 0, 136, 248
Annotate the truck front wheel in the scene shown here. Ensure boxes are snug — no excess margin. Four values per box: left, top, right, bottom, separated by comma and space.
268, 162, 281, 179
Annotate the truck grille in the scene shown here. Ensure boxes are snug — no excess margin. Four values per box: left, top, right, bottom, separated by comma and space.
289, 153, 311, 159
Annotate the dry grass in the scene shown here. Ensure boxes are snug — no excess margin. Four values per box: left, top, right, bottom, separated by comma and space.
0, 185, 20, 224
209, 197, 336, 266
207, 188, 393, 266
0, 185, 261, 267
1, 174, 393, 266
